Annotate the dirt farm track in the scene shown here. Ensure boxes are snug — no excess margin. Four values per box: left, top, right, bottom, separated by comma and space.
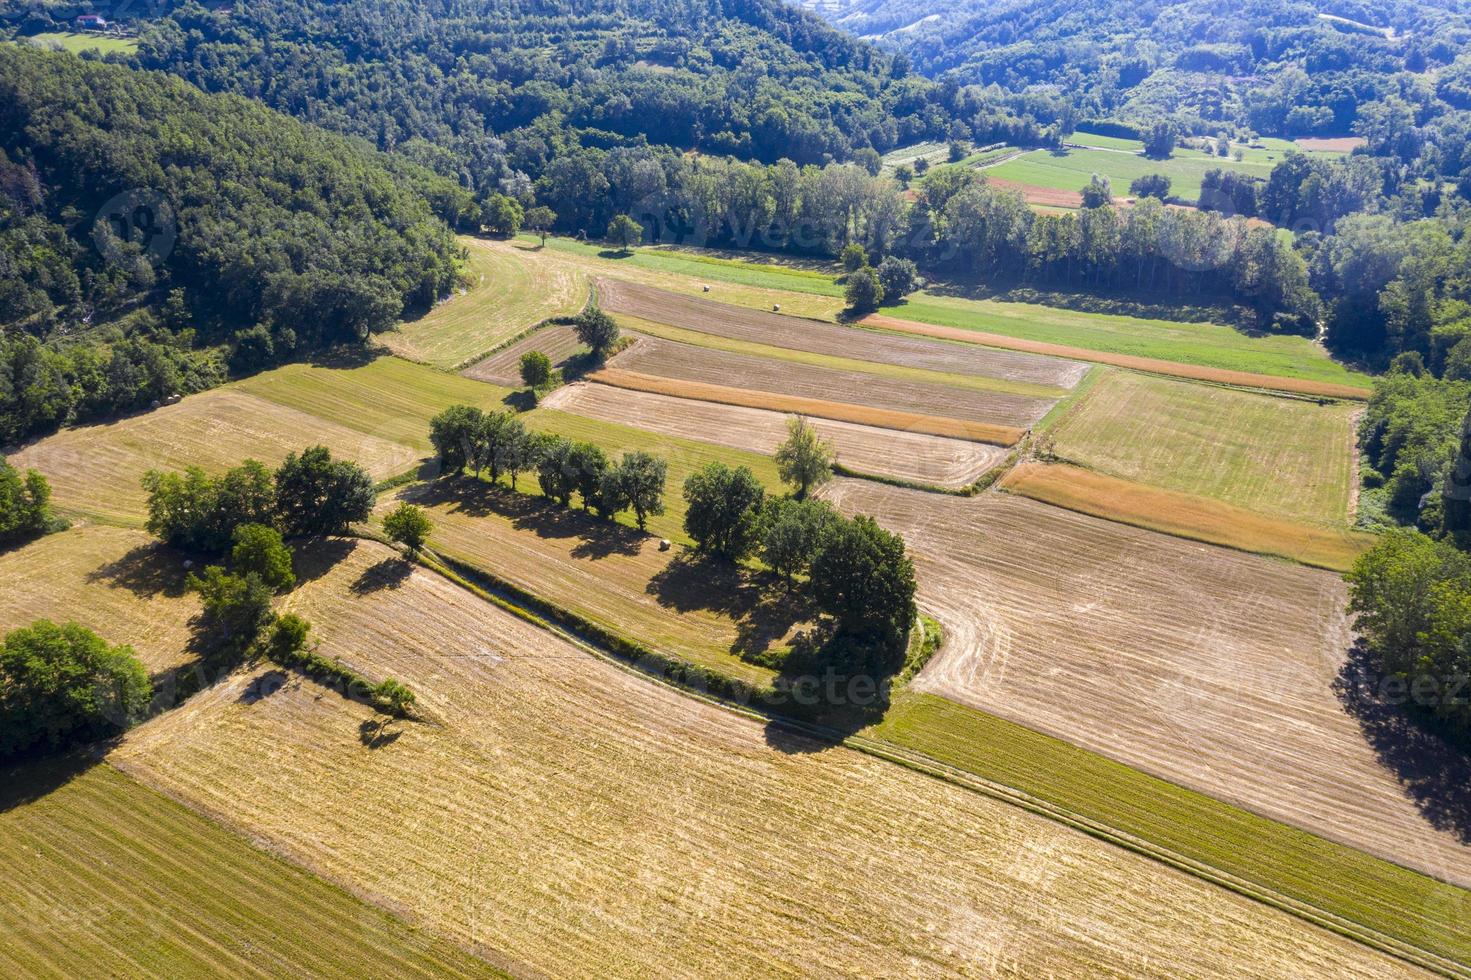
821, 479, 1471, 889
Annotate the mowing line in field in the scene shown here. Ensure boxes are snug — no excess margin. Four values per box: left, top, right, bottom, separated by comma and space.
588, 368, 1026, 445
861, 312, 1372, 399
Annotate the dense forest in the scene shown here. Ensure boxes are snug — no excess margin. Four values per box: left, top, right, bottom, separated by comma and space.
0, 47, 467, 445
799, 0, 1471, 140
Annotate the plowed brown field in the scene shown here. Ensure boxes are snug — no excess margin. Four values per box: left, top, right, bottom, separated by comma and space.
609, 334, 1056, 428
820, 479, 1471, 889
862, 313, 1374, 399
598, 278, 1087, 389
108, 540, 1423, 979
462, 325, 586, 385
545, 382, 1006, 487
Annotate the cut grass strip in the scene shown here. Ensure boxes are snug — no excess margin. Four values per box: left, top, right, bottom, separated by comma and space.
999, 461, 1377, 571
589, 368, 1026, 446
617, 313, 1069, 400
0, 761, 499, 978
868, 691, 1471, 974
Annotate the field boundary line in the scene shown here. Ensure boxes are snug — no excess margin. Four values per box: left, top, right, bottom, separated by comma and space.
385, 532, 1469, 978
860, 312, 1372, 399
586, 368, 1026, 446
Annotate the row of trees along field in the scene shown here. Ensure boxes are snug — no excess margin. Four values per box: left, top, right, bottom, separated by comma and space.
428, 405, 916, 672
0, 46, 467, 445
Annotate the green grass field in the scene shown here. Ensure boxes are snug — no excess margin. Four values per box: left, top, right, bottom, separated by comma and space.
986, 146, 1281, 203
1045, 369, 1359, 525
868, 691, 1471, 971
883, 293, 1372, 388
0, 761, 497, 978
21, 32, 139, 55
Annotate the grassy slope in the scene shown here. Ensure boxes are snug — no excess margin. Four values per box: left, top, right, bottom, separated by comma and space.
1044, 369, 1359, 525
380, 237, 587, 368
21, 32, 139, 55
991, 145, 1280, 202
869, 692, 1471, 970
0, 761, 497, 978
882, 294, 1372, 388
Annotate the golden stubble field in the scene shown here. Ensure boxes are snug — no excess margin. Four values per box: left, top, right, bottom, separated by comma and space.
820, 478, 1471, 889
107, 541, 1421, 979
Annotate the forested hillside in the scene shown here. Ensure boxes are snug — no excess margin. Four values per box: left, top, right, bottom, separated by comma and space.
798, 0, 1471, 139
0, 47, 467, 445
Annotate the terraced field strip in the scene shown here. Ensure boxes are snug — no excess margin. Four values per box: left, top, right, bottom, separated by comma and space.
390, 479, 791, 686
381, 236, 586, 369
863, 311, 1373, 399
545, 382, 1005, 489
820, 479, 1471, 891
110, 540, 1425, 979
984, 145, 1281, 203
0, 526, 199, 673
1045, 369, 1361, 525
8, 387, 419, 526
518, 237, 846, 319
597, 277, 1085, 391
462, 324, 586, 384
1001, 462, 1377, 571
0, 762, 497, 978
610, 332, 1055, 427
591, 366, 1026, 445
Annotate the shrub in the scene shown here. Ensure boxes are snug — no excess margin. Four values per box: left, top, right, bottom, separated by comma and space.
840, 242, 868, 272
0, 620, 152, 758
843, 266, 884, 313
875, 255, 921, 300
1130, 174, 1172, 200
383, 502, 433, 554
373, 679, 417, 717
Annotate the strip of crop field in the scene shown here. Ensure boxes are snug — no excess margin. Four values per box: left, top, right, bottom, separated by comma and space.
462, 324, 586, 384
8, 387, 420, 526
545, 382, 1005, 489
597, 277, 1085, 392
590, 367, 1026, 445
0, 761, 498, 978
611, 332, 1056, 426
381, 236, 586, 369
1043, 369, 1361, 526
108, 541, 1426, 978
1000, 462, 1377, 571
820, 479, 1470, 890
0, 526, 199, 672
863, 312, 1373, 398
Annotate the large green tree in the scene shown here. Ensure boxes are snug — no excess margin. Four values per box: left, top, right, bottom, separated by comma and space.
274, 446, 375, 537
683, 463, 765, 560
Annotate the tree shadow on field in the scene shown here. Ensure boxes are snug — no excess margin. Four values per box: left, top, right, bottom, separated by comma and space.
0, 752, 103, 815
306, 344, 382, 370
405, 477, 643, 559
289, 537, 358, 585
359, 717, 403, 750
237, 669, 292, 705
350, 557, 413, 594
86, 543, 192, 599
1334, 642, 1471, 842
646, 553, 816, 660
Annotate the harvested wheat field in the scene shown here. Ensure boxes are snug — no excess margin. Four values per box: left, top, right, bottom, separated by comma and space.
380, 236, 586, 368
462, 324, 586, 384
862, 312, 1373, 400
545, 382, 1006, 488
598, 278, 1087, 389
391, 479, 798, 686
592, 367, 1024, 444
0, 525, 199, 673
109, 540, 1422, 979
610, 333, 1056, 429
0, 762, 495, 978
1002, 462, 1376, 571
821, 479, 1471, 888
8, 388, 417, 526
1045, 369, 1360, 525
